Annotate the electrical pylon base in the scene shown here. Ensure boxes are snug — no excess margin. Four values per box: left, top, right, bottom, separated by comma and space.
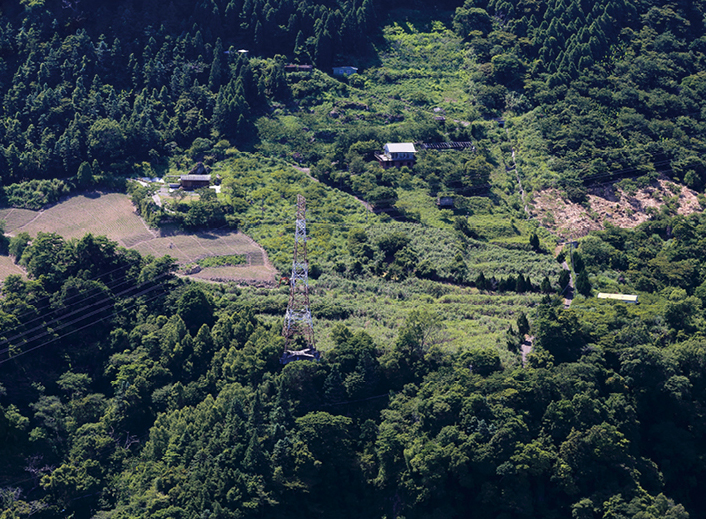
281, 195, 319, 364
280, 348, 321, 365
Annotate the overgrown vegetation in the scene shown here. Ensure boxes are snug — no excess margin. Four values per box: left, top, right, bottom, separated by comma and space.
3, 0, 706, 518
197, 254, 246, 268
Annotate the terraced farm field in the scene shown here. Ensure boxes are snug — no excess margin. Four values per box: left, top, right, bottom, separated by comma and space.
131, 232, 276, 285
0, 192, 276, 284
0, 256, 25, 282
0, 193, 155, 247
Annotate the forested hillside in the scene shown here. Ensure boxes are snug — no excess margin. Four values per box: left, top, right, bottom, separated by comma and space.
0, 0, 387, 188
458, 0, 706, 195
4, 218, 706, 518
3, 0, 706, 518
1, 0, 705, 200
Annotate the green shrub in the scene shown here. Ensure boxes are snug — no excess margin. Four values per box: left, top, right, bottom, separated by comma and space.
196, 255, 246, 268
3, 179, 71, 210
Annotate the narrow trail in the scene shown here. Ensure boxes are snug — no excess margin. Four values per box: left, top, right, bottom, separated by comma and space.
10, 208, 45, 235
561, 260, 574, 308
521, 335, 534, 366
505, 128, 530, 218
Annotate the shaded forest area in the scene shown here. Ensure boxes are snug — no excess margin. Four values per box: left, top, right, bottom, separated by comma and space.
3, 218, 706, 518
0, 0, 388, 188
456, 0, 706, 196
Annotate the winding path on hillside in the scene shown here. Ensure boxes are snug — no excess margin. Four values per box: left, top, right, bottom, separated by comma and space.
291, 164, 373, 212
505, 128, 531, 219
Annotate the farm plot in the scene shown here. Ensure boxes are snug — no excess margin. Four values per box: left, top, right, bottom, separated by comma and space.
0, 193, 155, 247
189, 265, 275, 285
0, 256, 26, 282
131, 232, 277, 284
0, 192, 277, 284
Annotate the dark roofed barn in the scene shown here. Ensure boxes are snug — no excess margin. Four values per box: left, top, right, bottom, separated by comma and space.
180, 174, 211, 190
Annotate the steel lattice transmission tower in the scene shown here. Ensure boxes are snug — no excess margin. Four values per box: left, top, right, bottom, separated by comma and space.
281, 195, 320, 364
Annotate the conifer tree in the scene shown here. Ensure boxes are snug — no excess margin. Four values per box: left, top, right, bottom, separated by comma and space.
324, 365, 346, 404
209, 38, 224, 91
76, 161, 93, 188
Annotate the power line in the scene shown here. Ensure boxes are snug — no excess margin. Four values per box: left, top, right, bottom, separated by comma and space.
0, 270, 143, 347
0, 251, 147, 332
0, 282, 169, 366
0, 269, 169, 354
0, 270, 170, 357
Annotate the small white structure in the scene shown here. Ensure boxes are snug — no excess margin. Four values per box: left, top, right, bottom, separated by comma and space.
375, 142, 417, 169
333, 66, 358, 77
597, 293, 638, 304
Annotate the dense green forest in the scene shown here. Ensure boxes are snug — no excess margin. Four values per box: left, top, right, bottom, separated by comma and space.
4, 0, 706, 517
1, 0, 704, 199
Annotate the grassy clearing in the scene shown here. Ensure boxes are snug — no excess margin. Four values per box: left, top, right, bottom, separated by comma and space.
366, 220, 561, 283
365, 17, 472, 118
240, 273, 539, 367
216, 153, 377, 270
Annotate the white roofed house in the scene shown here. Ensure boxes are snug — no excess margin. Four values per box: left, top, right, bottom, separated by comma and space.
375, 142, 417, 170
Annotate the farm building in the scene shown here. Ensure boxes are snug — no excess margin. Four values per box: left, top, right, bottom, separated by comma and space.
180, 174, 211, 190
597, 293, 638, 304
333, 66, 358, 76
375, 143, 417, 169
437, 196, 455, 208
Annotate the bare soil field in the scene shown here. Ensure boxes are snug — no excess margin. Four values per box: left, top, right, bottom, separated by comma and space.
532, 179, 702, 241
0, 193, 155, 247
0, 192, 277, 285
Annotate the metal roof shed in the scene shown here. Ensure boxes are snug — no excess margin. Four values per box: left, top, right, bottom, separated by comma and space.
384, 143, 416, 154
180, 174, 212, 190
597, 293, 638, 304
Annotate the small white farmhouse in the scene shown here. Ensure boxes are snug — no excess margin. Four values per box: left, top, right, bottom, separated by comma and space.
375, 143, 417, 169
